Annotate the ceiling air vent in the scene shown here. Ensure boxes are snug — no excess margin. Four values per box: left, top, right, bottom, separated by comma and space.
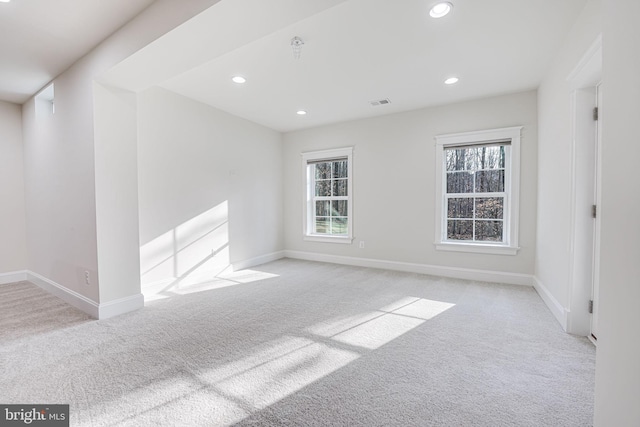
369, 98, 391, 106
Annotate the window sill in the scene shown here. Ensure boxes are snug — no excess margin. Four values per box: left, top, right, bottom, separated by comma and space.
305, 235, 353, 244
435, 242, 519, 255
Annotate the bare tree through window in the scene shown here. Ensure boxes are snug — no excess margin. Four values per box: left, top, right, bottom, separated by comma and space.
445, 145, 506, 242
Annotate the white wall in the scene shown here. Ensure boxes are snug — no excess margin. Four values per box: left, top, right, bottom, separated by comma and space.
594, 0, 640, 424
20, 1, 219, 311
283, 91, 538, 278
535, 0, 601, 322
137, 87, 283, 288
0, 101, 27, 276
93, 84, 141, 305
22, 67, 101, 302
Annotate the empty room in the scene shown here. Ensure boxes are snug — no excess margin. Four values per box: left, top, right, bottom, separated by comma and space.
0, 0, 638, 426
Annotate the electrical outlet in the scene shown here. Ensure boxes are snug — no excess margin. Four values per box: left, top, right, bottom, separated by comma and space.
359, 241, 365, 249
84, 271, 90, 285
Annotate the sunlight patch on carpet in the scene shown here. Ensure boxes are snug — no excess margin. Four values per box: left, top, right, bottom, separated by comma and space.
191, 297, 454, 417
198, 336, 359, 411
331, 314, 425, 350
309, 297, 455, 349
144, 269, 279, 302
390, 298, 455, 320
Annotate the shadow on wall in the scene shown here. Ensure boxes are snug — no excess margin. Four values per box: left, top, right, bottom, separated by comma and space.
140, 201, 232, 300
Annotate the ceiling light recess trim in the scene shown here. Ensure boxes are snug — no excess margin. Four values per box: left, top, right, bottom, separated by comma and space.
430, 2, 453, 18
231, 75, 246, 84
444, 77, 459, 85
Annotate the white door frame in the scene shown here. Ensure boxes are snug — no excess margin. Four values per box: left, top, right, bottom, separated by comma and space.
590, 83, 603, 342
566, 35, 602, 337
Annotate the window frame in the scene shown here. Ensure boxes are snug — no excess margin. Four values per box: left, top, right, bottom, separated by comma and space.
302, 147, 354, 244
434, 127, 522, 255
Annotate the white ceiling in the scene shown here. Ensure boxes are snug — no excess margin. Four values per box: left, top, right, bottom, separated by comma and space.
1, 0, 588, 132
155, 0, 588, 132
0, 0, 156, 104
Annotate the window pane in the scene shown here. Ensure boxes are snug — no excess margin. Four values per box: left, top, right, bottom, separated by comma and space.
332, 160, 348, 178
475, 197, 504, 219
315, 217, 330, 234
447, 198, 473, 219
333, 179, 348, 196
476, 220, 503, 241
315, 180, 331, 197
468, 148, 482, 171
447, 220, 473, 240
315, 163, 331, 180
446, 149, 465, 171
477, 146, 505, 169
446, 148, 477, 171
446, 145, 506, 172
316, 201, 330, 216
332, 200, 348, 217
475, 170, 504, 192
446, 172, 473, 193
332, 218, 348, 234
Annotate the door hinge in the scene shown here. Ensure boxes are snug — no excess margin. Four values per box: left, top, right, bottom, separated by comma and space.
588, 300, 594, 314
593, 107, 599, 121
591, 205, 597, 219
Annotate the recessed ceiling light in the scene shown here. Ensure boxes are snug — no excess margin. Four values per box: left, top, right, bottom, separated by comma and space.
0, 0, 11, 3
430, 2, 453, 18
444, 77, 459, 85
231, 76, 246, 84
296, 110, 307, 115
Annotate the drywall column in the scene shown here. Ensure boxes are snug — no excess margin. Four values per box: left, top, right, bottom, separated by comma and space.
0, 101, 27, 279
594, 0, 640, 425
19, 1, 219, 317
93, 83, 143, 317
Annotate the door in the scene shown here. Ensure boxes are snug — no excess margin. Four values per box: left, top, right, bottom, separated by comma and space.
590, 83, 602, 342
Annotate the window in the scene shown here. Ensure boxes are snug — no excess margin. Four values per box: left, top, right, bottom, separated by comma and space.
302, 147, 353, 243
434, 127, 522, 255
445, 144, 507, 241
35, 83, 55, 117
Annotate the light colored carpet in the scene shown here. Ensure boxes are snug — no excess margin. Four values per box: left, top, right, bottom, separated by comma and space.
0, 281, 92, 341
0, 259, 595, 426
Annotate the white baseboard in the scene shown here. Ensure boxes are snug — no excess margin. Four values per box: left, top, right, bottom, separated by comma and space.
27, 270, 100, 318
0, 270, 27, 285
26, 270, 143, 320
533, 276, 568, 331
98, 293, 144, 319
283, 250, 533, 286
232, 251, 285, 271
